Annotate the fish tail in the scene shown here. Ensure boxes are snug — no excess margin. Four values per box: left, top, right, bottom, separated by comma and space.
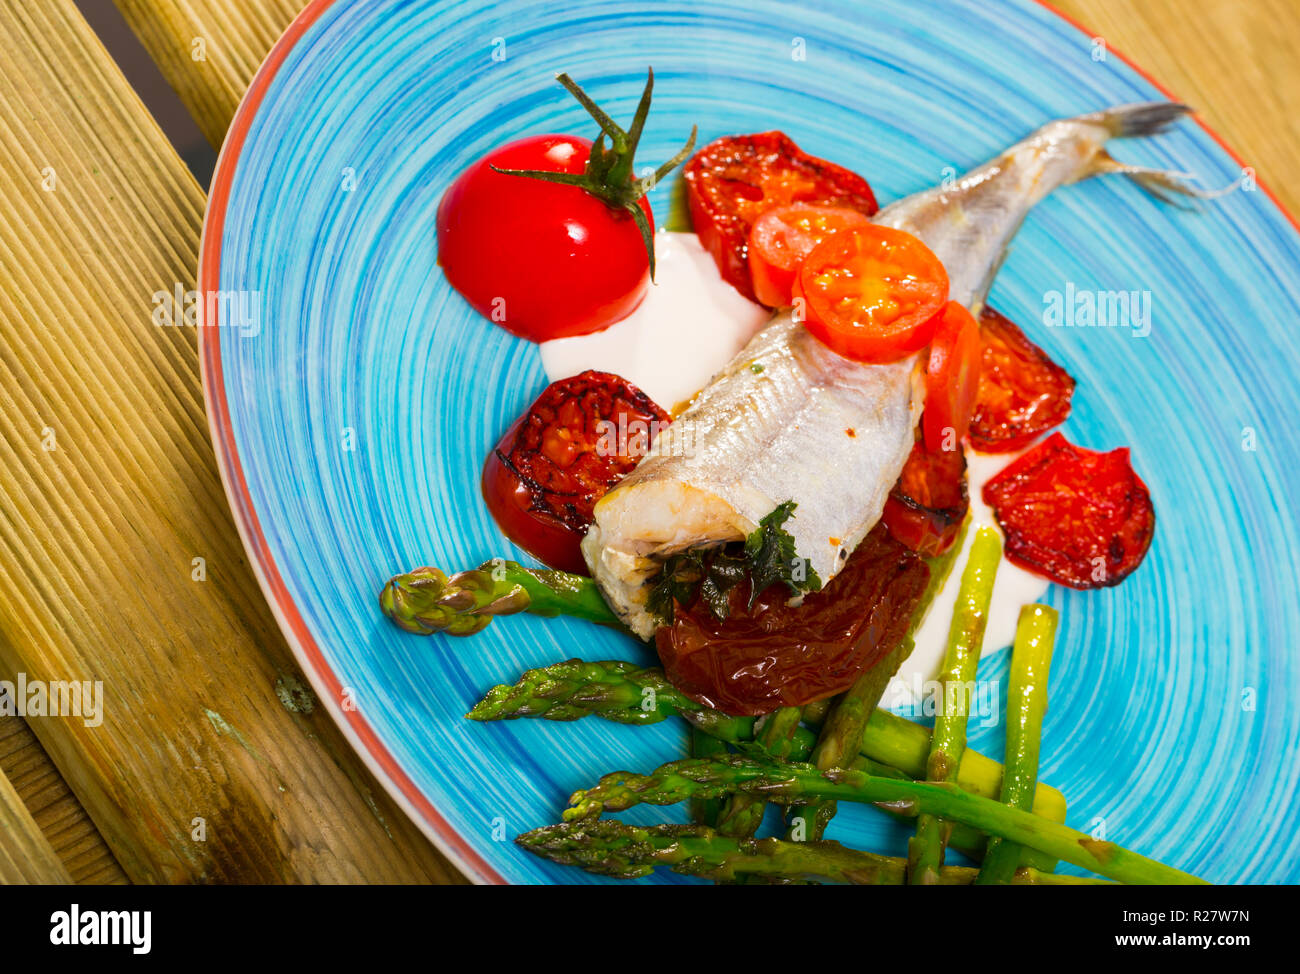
1088, 151, 1240, 207
1089, 100, 1194, 138
1073, 102, 1238, 205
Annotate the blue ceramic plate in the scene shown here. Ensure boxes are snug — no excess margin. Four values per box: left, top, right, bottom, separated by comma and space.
200, 0, 1300, 883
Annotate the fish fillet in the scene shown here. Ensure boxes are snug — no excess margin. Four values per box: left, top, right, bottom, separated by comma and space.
584, 102, 1201, 639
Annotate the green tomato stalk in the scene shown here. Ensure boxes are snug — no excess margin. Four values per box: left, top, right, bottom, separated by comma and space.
489, 69, 697, 280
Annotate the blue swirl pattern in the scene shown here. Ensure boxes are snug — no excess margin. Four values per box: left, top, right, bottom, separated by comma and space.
212, 0, 1300, 882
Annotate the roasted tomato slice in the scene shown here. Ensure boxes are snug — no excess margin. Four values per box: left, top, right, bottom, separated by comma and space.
881, 440, 969, 556
482, 371, 669, 574
655, 526, 929, 716
684, 132, 878, 300
969, 306, 1076, 452
982, 432, 1155, 589
747, 203, 872, 308
922, 302, 982, 452
793, 225, 948, 363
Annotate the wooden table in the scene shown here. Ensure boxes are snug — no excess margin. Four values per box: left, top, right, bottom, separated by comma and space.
0, 0, 1295, 885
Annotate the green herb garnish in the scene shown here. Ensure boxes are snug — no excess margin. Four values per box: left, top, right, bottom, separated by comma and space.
742, 500, 821, 608
646, 501, 821, 625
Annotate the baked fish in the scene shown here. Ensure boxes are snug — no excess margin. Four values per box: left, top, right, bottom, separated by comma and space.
585, 102, 1202, 639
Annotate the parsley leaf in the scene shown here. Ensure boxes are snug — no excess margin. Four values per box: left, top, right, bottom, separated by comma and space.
645, 501, 822, 624
742, 500, 822, 608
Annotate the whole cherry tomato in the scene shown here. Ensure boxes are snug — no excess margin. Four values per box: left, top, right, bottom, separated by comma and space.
437, 134, 653, 341
684, 132, 878, 300
438, 70, 697, 341
482, 371, 669, 574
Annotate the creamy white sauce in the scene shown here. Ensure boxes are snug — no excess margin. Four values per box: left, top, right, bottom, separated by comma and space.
885, 447, 1050, 708
539, 230, 771, 410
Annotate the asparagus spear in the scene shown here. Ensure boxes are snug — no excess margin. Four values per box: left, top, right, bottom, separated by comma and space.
466, 657, 1068, 822
977, 603, 1059, 884
688, 729, 729, 828
380, 561, 622, 636
908, 527, 1001, 884
787, 637, 914, 840
714, 705, 803, 838
788, 523, 965, 840
518, 819, 1107, 884
563, 756, 1205, 885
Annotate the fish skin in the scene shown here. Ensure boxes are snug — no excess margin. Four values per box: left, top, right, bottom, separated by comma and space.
583, 315, 921, 637
875, 102, 1195, 309
584, 102, 1195, 639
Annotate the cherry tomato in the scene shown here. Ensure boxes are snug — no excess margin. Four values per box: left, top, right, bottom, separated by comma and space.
437, 134, 653, 341
655, 526, 929, 716
792, 225, 948, 363
969, 306, 1075, 452
922, 301, 982, 452
747, 203, 872, 308
482, 371, 669, 574
880, 439, 969, 556
982, 432, 1155, 589
684, 132, 878, 300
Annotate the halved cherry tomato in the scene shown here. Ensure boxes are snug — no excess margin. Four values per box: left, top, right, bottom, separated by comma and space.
880, 439, 969, 556
482, 371, 669, 574
747, 204, 872, 308
792, 225, 949, 363
684, 132, 878, 300
922, 301, 982, 452
969, 306, 1075, 452
655, 525, 928, 715
982, 432, 1154, 589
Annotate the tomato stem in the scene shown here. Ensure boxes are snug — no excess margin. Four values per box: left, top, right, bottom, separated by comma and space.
489, 68, 697, 280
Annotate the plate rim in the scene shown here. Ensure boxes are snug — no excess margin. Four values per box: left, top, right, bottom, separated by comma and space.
196, 0, 1300, 886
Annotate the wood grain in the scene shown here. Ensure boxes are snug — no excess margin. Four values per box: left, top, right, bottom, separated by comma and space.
114, 0, 304, 148
0, 0, 464, 884
7, 0, 1293, 885
0, 716, 126, 883
0, 743, 72, 884
1053, 0, 1300, 213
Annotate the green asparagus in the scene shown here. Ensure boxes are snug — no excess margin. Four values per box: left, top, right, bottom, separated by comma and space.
688, 729, 729, 828
563, 756, 1205, 885
380, 561, 622, 636
518, 819, 1108, 885
715, 705, 803, 838
908, 526, 1001, 884
789, 522, 966, 840
978, 603, 1059, 884
466, 657, 1069, 822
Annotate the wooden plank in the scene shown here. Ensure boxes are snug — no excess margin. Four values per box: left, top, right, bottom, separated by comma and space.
116, 0, 1299, 214
0, 716, 127, 884
0, 0, 464, 884
115, 0, 302, 147
0, 741, 72, 884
